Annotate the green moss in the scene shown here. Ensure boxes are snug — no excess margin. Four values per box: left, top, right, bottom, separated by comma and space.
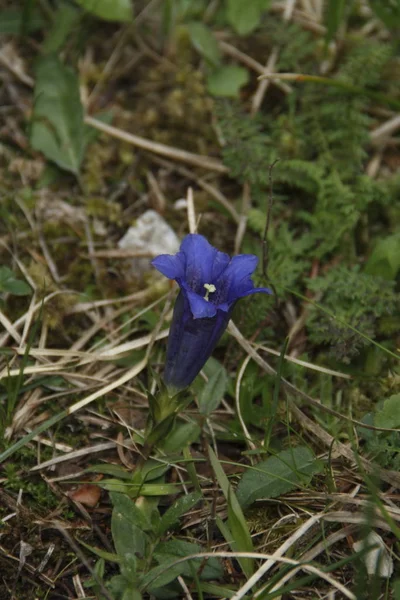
86, 195, 122, 223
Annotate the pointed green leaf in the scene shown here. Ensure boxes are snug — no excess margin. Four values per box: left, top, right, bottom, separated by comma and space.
186, 21, 221, 67
162, 421, 201, 452
42, 2, 81, 54
236, 447, 323, 508
75, 0, 133, 22
79, 539, 120, 563
198, 365, 228, 415
111, 496, 149, 581
31, 55, 84, 174
157, 492, 202, 535
110, 492, 152, 531
208, 446, 254, 577
324, 0, 347, 44
0, 267, 31, 296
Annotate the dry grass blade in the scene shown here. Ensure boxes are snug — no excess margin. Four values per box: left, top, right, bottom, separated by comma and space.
232, 513, 322, 600
142, 551, 356, 600
84, 116, 228, 173
65, 358, 147, 416
29, 440, 120, 472
291, 403, 400, 488
0, 310, 22, 343
255, 342, 352, 379
228, 320, 400, 435
236, 355, 257, 452
265, 524, 358, 597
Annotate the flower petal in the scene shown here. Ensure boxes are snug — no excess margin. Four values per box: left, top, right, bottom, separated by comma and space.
185, 289, 217, 319
180, 234, 217, 293
240, 285, 273, 297
211, 251, 230, 281
164, 292, 232, 392
151, 252, 185, 280
215, 254, 259, 302
225, 254, 259, 279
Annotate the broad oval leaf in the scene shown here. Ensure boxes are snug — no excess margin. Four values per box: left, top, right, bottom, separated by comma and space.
236, 447, 323, 508
75, 0, 133, 22
0, 267, 31, 296
186, 22, 221, 67
110, 492, 152, 531
30, 55, 84, 175
226, 0, 271, 36
207, 65, 249, 98
198, 365, 228, 415
111, 498, 149, 581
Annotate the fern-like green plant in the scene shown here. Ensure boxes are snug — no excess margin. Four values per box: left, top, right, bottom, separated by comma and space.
306, 266, 398, 362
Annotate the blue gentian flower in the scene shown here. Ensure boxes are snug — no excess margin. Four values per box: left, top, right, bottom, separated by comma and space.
152, 234, 272, 393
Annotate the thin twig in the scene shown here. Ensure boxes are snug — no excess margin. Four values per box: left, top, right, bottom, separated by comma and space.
187, 187, 197, 234
84, 116, 228, 173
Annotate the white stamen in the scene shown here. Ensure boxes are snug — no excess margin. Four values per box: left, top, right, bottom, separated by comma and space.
203, 283, 216, 301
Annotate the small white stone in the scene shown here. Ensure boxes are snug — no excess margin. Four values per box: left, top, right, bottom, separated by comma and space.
118, 210, 180, 276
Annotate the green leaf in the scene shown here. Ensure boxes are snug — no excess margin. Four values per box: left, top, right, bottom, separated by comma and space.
108, 575, 142, 600
226, 0, 271, 35
236, 447, 323, 508
226, 487, 254, 577
207, 65, 249, 98
186, 22, 221, 67
325, 0, 347, 44
110, 492, 152, 531
208, 446, 254, 577
153, 540, 223, 581
42, 2, 81, 54
374, 394, 400, 429
140, 561, 185, 591
0, 267, 31, 296
122, 587, 143, 600
111, 495, 149, 581
79, 539, 120, 563
157, 492, 202, 535
141, 539, 222, 593
368, 0, 400, 29
198, 365, 228, 415
30, 55, 84, 175
75, 0, 133, 22
99, 479, 180, 496
365, 233, 400, 280
200, 582, 239, 598
161, 421, 201, 452
86, 463, 133, 479
131, 458, 170, 483
0, 8, 43, 34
